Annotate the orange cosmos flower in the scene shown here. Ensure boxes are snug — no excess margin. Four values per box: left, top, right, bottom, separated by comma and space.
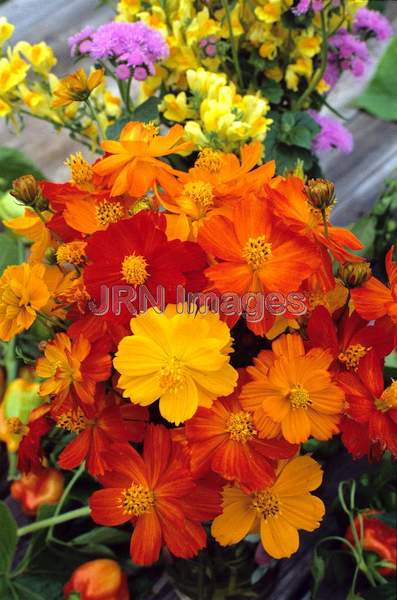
185, 374, 298, 492
52, 68, 104, 107
92, 121, 191, 197
351, 247, 397, 350
36, 332, 112, 411
0, 263, 50, 341
269, 176, 364, 289
212, 455, 325, 559
198, 194, 319, 335
240, 334, 344, 444
90, 425, 220, 565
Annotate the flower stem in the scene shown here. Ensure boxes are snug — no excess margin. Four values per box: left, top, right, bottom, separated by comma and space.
17, 506, 91, 538
46, 462, 85, 543
221, 0, 243, 89
86, 98, 106, 141
321, 208, 329, 238
294, 9, 329, 110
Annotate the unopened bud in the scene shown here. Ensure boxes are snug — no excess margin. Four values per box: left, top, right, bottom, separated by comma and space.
338, 262, 372, 288
10, 175, 43, 207
304, 178, 335, 210
7, 417, 28, 436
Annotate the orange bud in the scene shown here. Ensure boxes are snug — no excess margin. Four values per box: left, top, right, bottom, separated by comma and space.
11, 467, 64, 516
338, 262, 372, 288
63, 559, 130, 600
10, 174, 47, 210
304, 178, 335, 210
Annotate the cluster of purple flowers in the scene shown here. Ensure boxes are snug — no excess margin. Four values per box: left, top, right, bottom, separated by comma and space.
353, 8, 393, 42
293, 0, 340, 16
309, 110, 353, 155
68, 22, 169, 82
324, 30, 370, 87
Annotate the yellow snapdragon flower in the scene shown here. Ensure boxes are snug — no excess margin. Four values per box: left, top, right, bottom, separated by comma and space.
0, 17, 14, 47
15, 41, 57, 75
161, 91, 196, 122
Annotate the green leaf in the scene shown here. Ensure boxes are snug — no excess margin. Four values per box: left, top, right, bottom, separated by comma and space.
72, 543, 116, 558
105, 116, 131, 140
311, 552, 326, 598
0, 147, 45, 192
132, 96, 161, 123
261, 80, 283, 104
12, 583, 45, 600
16, 575, 64, 600
357, 37, 397, 121
0, 501, 17, 575
364, 582, 397, 600
351, 215, 377, 256
0, 231, 21, 276
72, 526, 130, 546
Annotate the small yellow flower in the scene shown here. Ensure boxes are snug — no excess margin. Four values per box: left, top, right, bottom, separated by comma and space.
0, 17, 14, 46
0, 53, 29, 95
161, 92, 196, 122
52, 68, 104, 108
15, 41, 57, 75
255, 0, 282, 24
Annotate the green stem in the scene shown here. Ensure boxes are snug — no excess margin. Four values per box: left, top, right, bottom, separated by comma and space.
220, 0, 243, 89
294, 9, 328, 110
7, 451, 18, 481
46, 462, 85, 543
17, 506, 91, 538
4, 337, 17, 384
321, 208, 329, 238
86, 98, 106, 141
125, 76, 134, 114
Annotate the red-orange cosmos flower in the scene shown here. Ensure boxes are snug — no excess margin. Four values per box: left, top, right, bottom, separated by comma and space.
89, 425, 220, 565
198, 195, 319, 335
93, 122, 191, 197
185, 376, 298, 492
351, 247, 397, 350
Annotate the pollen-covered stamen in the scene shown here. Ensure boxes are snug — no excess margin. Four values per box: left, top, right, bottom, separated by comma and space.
95, 200, 124, 226
181, 181, 214, 216
6, 417, 28, 436
195, 148, 223, 174
159, 357, 185, 393
252, 490, 280, 519
375, 381, 397, 412
56, 409, 88, 433
56, 241, 86, 267
242, 235, 272, 270
121, 254, 149, 285
119, 483, 155, 516
65, 152, 93, 186
143, 121, 159, 138
289, 384, 312, 409
226, 411, 257, 443
338, 344, 369, 370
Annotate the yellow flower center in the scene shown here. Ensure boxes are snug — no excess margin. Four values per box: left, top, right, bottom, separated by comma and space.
121, 254, 149, 285
289, 384, 312, 409
65, 152, 93, 186
56, 241, 86, 266
338, 344, 369, 371
226, 411, 257, 443
95, 200, 124, 226
159, 357, 185, 393
143, 121, 159, 138
181, 181, 214, 216
195, 148, 223, 174
252, 490, 280, 519
119, 483, 155, 516
56, 409, 88, 433
242, 235, 272, 270
375, 381, 397, 413
6, 417, 28, 436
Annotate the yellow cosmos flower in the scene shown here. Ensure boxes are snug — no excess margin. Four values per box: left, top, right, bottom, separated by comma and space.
212, 455, 325, 559
0, 263, 50, 341
114, 306, 238, 425
52, 68, 104, 108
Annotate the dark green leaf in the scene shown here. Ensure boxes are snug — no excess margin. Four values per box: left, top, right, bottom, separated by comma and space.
351, 215, 377, 256
12, 583, 45, 600
72, 526, 130, 546
72, 543, 116, 558
311, 552, 326, 599
364, 582, 397, 600
132, 96, 160, 123
0, 501, 17, 575
261, 80, 283, 104
0, 147, 45, 192
357, 37, 397, 121
0, 232, 21, 276
105, 116, 131, 140
16, 575, 65, 600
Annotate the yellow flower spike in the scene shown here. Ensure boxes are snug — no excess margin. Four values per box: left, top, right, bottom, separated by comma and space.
52, 67, 104, 108
0, 17, 14, 47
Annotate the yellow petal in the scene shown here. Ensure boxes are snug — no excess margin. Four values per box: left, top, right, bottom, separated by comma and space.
260, 516, 299, 559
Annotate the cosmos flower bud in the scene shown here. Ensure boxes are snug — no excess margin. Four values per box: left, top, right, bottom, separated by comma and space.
304, 178, 335, 210
11, 468, 64, 515
338, 262, 371, 288
10, 175, 44, 208
63, 559, 129, 600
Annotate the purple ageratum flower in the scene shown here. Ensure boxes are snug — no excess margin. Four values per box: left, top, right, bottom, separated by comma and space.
69, 22, 169, 81
68, 25, 95, 56
324, 29, 370, 86
293, 0, 340, 15
353, 8, 393, 42
309, 110, 353, 154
